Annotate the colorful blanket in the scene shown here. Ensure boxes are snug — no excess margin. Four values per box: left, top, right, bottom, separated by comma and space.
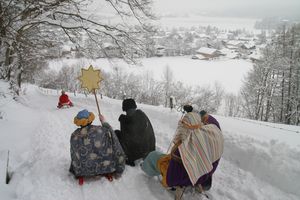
177, 113, 224, 185
70, 123, 125, 177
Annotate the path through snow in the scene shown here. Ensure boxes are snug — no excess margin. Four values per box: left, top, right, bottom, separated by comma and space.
1, 85, 300, 200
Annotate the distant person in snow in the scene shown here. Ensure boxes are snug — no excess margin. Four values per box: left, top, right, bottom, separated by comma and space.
141, 110, 224, 196
69, 109, 125, 182
57, 90, 73, 108
199, 110, 221, 130
115, 98, 156, 166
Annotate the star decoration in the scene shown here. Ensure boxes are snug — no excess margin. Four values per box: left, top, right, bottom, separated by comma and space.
79, 65, 103, 93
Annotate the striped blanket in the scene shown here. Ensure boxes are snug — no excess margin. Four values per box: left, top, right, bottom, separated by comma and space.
176, 112, 224, 185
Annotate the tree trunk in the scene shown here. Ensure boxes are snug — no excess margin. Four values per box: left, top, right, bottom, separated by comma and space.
285, 32, 295, 124
4, 47, 14, 80
264, 70, 276, 121
280, 71, 285, 122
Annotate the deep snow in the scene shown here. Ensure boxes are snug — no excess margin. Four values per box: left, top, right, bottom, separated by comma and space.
48, 57, 253, 94
0, 82, 300, 200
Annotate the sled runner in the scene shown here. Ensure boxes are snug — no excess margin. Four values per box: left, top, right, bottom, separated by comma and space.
173, 185, 213, 200
76, 174, 115, 186
57, 102, 73, 109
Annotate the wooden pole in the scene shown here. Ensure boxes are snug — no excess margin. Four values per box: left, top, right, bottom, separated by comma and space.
6, 150, 10, 184
93, 89, 102, 124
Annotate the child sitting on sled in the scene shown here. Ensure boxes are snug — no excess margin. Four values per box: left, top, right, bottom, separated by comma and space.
57, 90, 73, 108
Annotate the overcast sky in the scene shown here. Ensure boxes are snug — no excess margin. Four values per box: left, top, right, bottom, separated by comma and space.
153, 0, 300, 18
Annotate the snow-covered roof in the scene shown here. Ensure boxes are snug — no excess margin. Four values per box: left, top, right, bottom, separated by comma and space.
238, 37, 252, 41
226, 45, 239, 49
196, 47, 218, 55
217, 34, 228, 40
226, 40, 243, 46
198, 33, 210, 38
191, 54, 207, 60
243, 42, 256, 49
61, 45, 70, 51
249, 53, 262, 61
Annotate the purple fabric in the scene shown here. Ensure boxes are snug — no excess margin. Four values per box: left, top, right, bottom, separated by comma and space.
207, 115, 221, 130
166, 150, 220, 187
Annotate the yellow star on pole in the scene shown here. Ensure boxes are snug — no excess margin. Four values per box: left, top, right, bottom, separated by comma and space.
79, 65, 103, 93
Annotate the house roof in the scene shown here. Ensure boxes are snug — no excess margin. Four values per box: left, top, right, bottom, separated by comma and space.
226, 40, 243, 46
196, 47, 218, 55
192, 54, 208, 60
249, 53, 262, 61
217, 34, 228, 40
243, 42, 256, 49
198, 33, 210, 38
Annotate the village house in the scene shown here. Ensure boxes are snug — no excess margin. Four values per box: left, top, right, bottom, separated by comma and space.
240, 42, 256, 55
101, 42, 121, 58
155, 45, 165, 57
194, 47, 222, 60
191, 54, 209, 60
224, 40, 243, 50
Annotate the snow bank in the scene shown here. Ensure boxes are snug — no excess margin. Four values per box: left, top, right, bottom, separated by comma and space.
223, 133, 300, 196
1, 82, 300, 200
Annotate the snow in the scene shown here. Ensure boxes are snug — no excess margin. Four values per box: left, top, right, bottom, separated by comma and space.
1, 80, 300, 200
243, 42, 256, 49
226, 40, 243, 46
48, 57, 253, 94
191, 54, 207, 60
249, 52, 262, 61
196, 47, 218, 55
220, 49, 239, 59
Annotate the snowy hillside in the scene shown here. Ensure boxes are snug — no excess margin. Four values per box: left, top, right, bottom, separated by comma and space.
1, 82, 300, 200
48, 57, 252, 94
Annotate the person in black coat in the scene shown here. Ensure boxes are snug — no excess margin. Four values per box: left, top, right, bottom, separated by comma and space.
115, 99, 156, 166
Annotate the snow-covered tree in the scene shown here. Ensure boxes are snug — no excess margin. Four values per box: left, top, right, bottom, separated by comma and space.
0, 0, 155, 95
193, 82, 224, 113
240, 23, 300, 125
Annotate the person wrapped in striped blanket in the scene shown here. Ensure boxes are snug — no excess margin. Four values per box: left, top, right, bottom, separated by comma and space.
141, 109, 224, 193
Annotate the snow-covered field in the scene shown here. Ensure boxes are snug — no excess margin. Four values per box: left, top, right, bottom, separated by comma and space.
48, 57, 253, 94
1, 81, 300, 200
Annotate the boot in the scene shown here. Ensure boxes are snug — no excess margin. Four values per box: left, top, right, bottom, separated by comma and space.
105, 174, 113, 182
175, 186, 185, 200
202, 176, 212, 191
78, 177, 84, 185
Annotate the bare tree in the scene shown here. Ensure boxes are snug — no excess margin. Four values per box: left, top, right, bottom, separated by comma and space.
0, 0, 156, 95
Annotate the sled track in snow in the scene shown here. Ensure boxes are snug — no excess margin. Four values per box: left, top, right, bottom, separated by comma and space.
10, 86, 299, 200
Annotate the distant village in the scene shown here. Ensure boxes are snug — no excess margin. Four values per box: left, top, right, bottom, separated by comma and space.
150, 26, 267, 63
54, 25, 268, 63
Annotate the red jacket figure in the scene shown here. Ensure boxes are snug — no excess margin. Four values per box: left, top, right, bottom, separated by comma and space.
57, 90, 73, 108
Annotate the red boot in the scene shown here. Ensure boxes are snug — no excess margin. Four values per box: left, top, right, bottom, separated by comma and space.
78, 177, 84, 185
105, 174, 113, 182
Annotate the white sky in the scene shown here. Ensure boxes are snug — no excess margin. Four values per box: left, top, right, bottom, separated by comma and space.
153, 0, 300, 18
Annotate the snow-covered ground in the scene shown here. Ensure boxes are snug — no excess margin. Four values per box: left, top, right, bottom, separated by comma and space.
1, 81, 300, 200
48, 57, 253, 94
